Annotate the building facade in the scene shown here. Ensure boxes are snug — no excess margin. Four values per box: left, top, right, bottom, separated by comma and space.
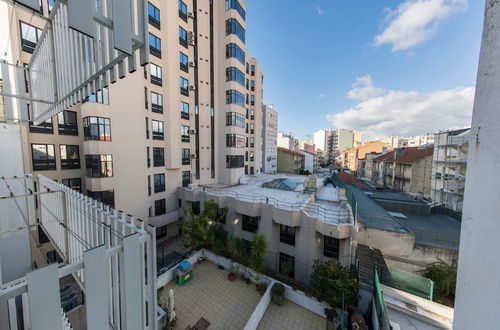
314, 129, 362, 166
384, 134, 435, 148
339, 141, 393, 172
277, 147, 305, 174
5, 0, 265, 245
431, 128, 470, 214
371, 146, 434, 198
262, 104, 278, 174
277, 132, 298, 151
297, 149, 315, 173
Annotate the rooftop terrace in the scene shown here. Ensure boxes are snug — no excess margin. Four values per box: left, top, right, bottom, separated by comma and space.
184, 174, 354, 226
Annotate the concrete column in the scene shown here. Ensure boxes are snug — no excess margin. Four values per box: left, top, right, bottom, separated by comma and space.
454, 1, 500, 328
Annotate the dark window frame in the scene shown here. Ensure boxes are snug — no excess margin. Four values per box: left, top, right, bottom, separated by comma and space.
19, 21, 42, 54
182, 171, 191, 187
152, 120, 164, 140
225, 18, 245, 43
178, 0, 188, 21
83, 116, 111, 141
148, 2, 161, 29
181, 125, 190, 142
324, 236, 340, 259
226, 155, 244, 168
149, 33, 162, 58
60, 145, 81, 170
182, 148, 190, 165
154, 173, 165, 193
280, 224, 295, 246
242, 214, 259, 233
279, 253, 295, 278
225, 43, 245, 64
179, 26, 188, 48
151, 91, 163, 113
180, 51, 189, 73
31, 144, 56, 171
180, 77, 189, 96
180, 101, 190, 120
155, 199, 166, 216
150, 63, 162, 86
57, 111, 78, 136
87, 189, 115, 208
62, 178, 82, 193
153, 147, 165, 167
85, 154, 113, 178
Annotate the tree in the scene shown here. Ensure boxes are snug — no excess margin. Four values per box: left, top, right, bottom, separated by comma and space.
250, 233, 267, 272
310, 259, 359, 318
230, 237, 246, 263
424, 260, 457, 298
179, 200, 228, 250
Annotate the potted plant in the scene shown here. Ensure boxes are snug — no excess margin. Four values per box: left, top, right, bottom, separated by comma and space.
257, 281, 268, 296
271, 283, 285, 306
227, 266, 237, 281
325, 308, 338, 330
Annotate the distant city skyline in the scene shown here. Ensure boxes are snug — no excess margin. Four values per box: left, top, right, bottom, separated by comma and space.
246, 0, 484, 140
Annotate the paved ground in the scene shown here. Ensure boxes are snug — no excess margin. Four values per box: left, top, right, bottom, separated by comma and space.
257, 299, 326, 330
161, 261, 261, 329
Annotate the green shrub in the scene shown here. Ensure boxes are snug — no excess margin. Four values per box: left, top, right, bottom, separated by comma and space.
271, 283, 285, 296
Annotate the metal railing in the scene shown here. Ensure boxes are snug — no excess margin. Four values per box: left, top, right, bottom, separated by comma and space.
202, 188, 354, 225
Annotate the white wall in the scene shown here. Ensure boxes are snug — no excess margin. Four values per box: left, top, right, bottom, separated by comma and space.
313, 130, 326, 151
0, 123, 32, 284
297, 150, 314, 172
454, 1, 500, 328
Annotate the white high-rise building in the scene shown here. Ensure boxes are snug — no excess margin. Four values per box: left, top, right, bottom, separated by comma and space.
262, 104, 278, 173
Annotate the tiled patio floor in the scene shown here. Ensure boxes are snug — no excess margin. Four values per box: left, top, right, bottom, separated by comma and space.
257, 299, 326, 330
161, 261, 261, 329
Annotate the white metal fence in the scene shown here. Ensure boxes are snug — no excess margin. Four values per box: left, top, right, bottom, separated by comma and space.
0, 174, 158, 330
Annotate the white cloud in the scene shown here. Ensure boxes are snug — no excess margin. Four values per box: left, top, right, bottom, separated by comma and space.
347, 75, 385, 101
374, 0, 467, 51
315, 6, 326, 16
327, 76, 474, 140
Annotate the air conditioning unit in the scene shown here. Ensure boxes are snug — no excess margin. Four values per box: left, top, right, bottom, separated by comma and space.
189, 61, 196, 67
188, 12, 194, 19
189, 85, 196, 91
189, 39, 195, 46
190, 129, 197, 134
188, 183, 198, 189
191, 154, 197, 159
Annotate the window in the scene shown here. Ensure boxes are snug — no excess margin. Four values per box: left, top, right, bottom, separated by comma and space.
31, 144, 56, 171
180, 77, 189, 96
148, 3, 160, 29
149, 33, 161, 58
192, 201, 201, 215
250, 95, 255, 106
250, 80, 255, 91
226, 90, 245, 107
226, 112, 245, 128
148, 175, 151, 196
155, 199, 166, 216
242, 215, 259, 233
280, 225, 295, 246
147, 147, 151, 167
250, 137, 255, 148
182, 148, 190, 165
182, 171, 191, 187
83, 117, 111, 141
60, 145, 80, 169
279, 253, 295, 278
246, 62, 249, 74
57, 111, 78, 135
85, 155, 113, 178
179, 0, 188, 21
156, 225, 167, 240
30, 118, 53, 134
150, 63, 162, 86
20, 21, 42, 53
225, 18, 245, 43
38, 226, 50, 244
226, 155, 244, 168
152, 120, 164, 140
180, 102, 189, 120
250, 109, 254, 120
324, 236, 340, 259
179, 26, 188, 48
85, 87, 109, 104
226, 134, 245, 148
154, 173, 165, 193
88, 190, 115, 208
225, 43, 245, 64
151, 92, 163, 113
225, 0, 246, 20
226, 66, 245, 86
249, 151, 254, 161
153, 147, 165, 167
144, 87, 148, 109
180, 52, 189, 72
181, 125, 190, 142
62, 178, 82, 193
250, 123, 254, 134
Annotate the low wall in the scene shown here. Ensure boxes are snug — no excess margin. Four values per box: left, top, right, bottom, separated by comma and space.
156, 250, 202, 288
244, 281, 274, 330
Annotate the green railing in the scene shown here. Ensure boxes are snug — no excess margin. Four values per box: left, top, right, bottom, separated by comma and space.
373, 267, 391, 330
389, 267, 434, 300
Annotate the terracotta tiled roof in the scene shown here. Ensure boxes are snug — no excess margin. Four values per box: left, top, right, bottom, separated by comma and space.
373, 146, 434, 164
337, 171, 358, 185
278, 147, 305, 157
298, 149, 316, 156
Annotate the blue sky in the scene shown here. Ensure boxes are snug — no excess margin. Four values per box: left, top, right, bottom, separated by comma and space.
244, 0, 485, 141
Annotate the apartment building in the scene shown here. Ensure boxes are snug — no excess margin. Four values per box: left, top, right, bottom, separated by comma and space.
262, 104, 278, 174
177, 174, 357, 283
277, 131, 298, 150
431, 128, 470, 215
7, 0, 264, 243
384, 134, 435, 148
371, 146, 434, 199
313, 128, 362, 166
297, 149, 316, 173
339, 141, 393, 172
277, 147, 305, 174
